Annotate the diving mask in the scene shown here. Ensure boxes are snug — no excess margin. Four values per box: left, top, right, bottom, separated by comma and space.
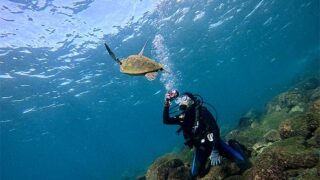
175, 95, 194, 110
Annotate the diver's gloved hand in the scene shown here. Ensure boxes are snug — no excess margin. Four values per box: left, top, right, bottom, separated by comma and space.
209, 149, 221, 166
165, 90, 179, 102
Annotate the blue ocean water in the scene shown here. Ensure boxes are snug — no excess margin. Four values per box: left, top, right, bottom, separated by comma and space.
0, 0, 319, 179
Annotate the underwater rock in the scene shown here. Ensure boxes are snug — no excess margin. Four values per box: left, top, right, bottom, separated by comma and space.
225, 129, 261, 149
263, 129, 281, 142
278, 112, 320, 139
252, 142, 273, 156
238, 117, 254, 129
174, 148, 194, 164
198, 159, 246, 180
225, 162, 241, 176
307, 127, 320, 148
226, 111, 289, 149
306, 101, 320, 129
199, 166, 226, 180
266, 77, 319, 114
289, 105, 304, 113
167, 165, 191, 180
237, 109, 260, 129
308, 99, 320, 114
224, 175, 243, 180
266, 90, 307, 113
284, 167, 319, 179
317, 161, 320, 177
297, 77, 320, 91
146, 156, 191, 180
250, 121, 259, 129
310, 87, 320, 101
306, 112, 320, 132
313, 127, 320, 147
278, 119, 293, 139
244, 136, 319, 180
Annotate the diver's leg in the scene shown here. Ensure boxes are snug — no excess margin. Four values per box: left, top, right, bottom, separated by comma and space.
228, 140, 247, 159
191, 145, 211, 178
218, 139, 245, 162
191, 147, 200, 177
228, 140, 250, 170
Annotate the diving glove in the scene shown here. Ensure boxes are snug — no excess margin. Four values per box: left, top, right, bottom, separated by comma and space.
165, 90, 179, 102
209, 149, 221, 166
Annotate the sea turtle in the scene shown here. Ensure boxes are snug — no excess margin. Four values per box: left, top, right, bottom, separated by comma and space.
104, 41, 169, 81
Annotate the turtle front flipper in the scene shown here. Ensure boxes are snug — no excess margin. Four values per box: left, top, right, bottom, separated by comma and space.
145, 72, 157, 81
138, 40, 149, 56
104, 43, 122, 65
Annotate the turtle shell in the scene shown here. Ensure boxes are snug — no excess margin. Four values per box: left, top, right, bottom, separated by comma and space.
120, 55, 163, 75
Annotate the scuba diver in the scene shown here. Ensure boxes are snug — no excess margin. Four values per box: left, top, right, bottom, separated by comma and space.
163, 90, 248, 178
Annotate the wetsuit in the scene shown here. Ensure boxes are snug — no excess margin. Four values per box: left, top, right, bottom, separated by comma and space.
163, 104, 220, 176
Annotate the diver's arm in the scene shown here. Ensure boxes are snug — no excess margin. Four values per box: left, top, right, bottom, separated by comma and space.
163, 104, 181, 125
204, 108, 220, 138
202, 108, 222, 166
202, 107, 220, 148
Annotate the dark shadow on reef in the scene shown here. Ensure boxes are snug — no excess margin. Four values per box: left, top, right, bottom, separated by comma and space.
140, 75, 320, 180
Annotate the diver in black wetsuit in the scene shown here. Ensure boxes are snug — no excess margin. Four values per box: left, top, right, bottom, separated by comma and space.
163, 90, 247, 178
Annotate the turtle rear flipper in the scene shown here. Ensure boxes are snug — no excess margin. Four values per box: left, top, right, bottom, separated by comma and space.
104, 43, 122, 65
161, 68, 171, 74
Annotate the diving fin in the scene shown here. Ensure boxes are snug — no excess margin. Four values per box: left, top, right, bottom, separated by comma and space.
218, 139, 245, 161
104, 43, 122, 65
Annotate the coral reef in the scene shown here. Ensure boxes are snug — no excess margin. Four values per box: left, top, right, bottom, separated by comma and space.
143, 76, 320, 180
